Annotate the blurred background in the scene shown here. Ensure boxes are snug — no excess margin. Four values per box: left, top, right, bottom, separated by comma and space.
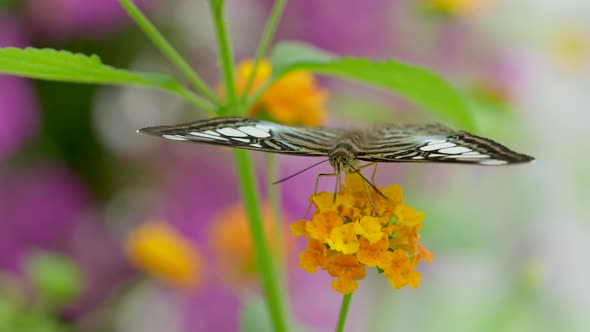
0, 0, 589, 331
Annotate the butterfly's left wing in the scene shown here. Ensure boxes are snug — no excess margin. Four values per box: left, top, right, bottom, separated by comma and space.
356, 124, 534, 165
138, 116, 345, 157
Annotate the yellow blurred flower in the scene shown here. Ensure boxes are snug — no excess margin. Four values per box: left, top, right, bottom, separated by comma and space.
126, 221, 203, 290
291, 173, 433, 294
209, 202, 291, 284
424, 0, 491, 17
550, 24, 590, 69
233, 59, 328, 126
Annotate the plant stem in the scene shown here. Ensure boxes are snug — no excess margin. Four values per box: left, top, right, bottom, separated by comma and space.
233, 150, 289, 332
118, 0, 219, 104
172, 86, 217, 114
208, 0, 238, 108
240, 0, 287, 105
336, 293, 353, 332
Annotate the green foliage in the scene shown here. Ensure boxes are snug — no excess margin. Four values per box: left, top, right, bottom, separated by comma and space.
26, 252, 83, 306
0, 47, 182, 93
269, 42, 475, 129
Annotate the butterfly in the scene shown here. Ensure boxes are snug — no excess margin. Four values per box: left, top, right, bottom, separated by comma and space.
138, 116, 534, 174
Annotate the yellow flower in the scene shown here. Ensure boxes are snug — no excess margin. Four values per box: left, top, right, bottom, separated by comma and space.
550, 24, 590, 69
306, 211, 343, 242
326, 223, 360, 254
233, 59, 328, 126
354, 216, 385, 245
424, 0, 491, 17
291, 172, 433, 294
209, 202, 291, 284
126, 221, 203, 290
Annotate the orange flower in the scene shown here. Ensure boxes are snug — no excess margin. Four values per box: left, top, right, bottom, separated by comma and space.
233, 59, 328, 126
291, 172, 433, 294
209, 202, 291, 284
126, 221, 203, 290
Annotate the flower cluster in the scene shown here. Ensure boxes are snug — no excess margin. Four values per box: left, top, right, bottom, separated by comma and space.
291, 173, 433, 294
233, 59, 328, 126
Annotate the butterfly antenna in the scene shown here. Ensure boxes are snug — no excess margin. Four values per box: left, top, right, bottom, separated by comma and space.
273, 159, 330, 185
345, 161, 387, 199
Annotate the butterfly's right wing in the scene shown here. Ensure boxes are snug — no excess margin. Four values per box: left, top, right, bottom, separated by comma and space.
138, 117, 344, 157
356, 123, 534, 165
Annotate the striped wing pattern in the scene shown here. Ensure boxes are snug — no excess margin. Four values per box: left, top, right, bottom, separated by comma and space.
138, 117, 343, 157
139, 117, 534, 166
356, 124, 534, 165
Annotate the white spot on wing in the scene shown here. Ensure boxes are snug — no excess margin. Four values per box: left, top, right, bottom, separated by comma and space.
479, 159, 508, 165
189, 132, 229, 141
232, 138, 251, 143
420, 142, 455, 151
412, 156, 425, 160
217, 127, 248, 137
203, 130, 220, 136
162, 134, 189, 141
238, 126, 271, 138
255, 124, 272, 132
250, 143, 262, 148
439, 147, 472, 154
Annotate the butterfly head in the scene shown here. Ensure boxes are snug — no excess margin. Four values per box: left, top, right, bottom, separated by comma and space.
328, 149, 355, 174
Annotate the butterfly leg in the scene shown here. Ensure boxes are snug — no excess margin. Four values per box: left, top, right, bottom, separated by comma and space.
357, 162, 378, 184
304, 172, 338, 218
362, 177, 380, 215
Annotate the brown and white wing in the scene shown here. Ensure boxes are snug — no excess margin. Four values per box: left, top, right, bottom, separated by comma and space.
355, 124, 534, 165
138, 117, 344, 157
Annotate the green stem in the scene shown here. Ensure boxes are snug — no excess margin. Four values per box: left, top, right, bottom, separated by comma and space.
240, 0, 287, 105
118, 0, 219, 104
336, 293, 353, 332
171, 87, 217, 114
233, 150, 289, 332
208, 0, 238, 108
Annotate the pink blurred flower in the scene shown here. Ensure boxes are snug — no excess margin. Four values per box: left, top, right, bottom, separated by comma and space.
26, 0, 162, 41
0, 15, 39, 160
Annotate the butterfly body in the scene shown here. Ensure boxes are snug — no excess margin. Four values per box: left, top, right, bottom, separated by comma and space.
139, 117, 534, 171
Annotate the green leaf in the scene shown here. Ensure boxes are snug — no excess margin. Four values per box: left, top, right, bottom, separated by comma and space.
26, 252, 83, 306
0, 47, 182, 92
268, 42, 475, 130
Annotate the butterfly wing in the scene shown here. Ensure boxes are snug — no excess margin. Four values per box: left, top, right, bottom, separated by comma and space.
138, 117, 344, 157
355, 124, 534, 165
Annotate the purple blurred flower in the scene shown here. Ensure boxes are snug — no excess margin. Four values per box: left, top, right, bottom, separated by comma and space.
25, 0, 162, 41
0, 15, 39, 161
262, 0, 395, 57
0, 163, 89, 273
